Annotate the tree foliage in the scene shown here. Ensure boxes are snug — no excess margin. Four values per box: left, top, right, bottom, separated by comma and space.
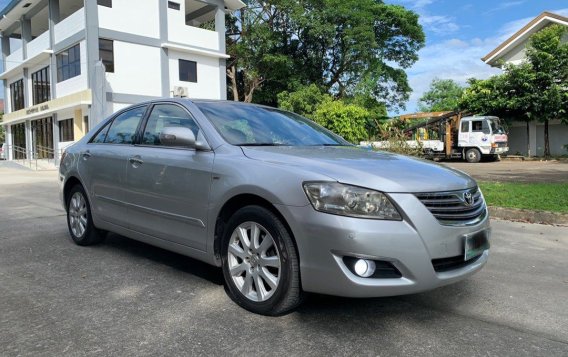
277, 84, 332, 118
226, 0, 425, 110
312, 101, 370, 143
418, 78, 464, 112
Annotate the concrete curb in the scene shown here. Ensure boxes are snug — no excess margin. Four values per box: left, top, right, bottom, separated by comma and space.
489, 206, 568, 226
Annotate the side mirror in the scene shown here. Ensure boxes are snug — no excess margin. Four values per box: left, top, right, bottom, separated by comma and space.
159, 127, 196, 147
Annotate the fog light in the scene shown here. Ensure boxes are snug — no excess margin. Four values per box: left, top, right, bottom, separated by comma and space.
354, 259, 376, 278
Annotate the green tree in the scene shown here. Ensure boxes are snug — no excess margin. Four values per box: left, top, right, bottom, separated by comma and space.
226, 0, 425, 110
313, 101, 370, 143
277, 84, 332, 118
418, 78, 464, 112
523, 24, 568, 157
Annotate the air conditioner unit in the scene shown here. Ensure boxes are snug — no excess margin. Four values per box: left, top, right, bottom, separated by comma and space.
173, 86, 188, 98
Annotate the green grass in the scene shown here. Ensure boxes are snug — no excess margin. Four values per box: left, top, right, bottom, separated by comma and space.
478, 182, 568, 213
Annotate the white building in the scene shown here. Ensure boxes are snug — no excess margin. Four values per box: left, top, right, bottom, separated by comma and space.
482, 11, 568, 157
0, 0, 244, 161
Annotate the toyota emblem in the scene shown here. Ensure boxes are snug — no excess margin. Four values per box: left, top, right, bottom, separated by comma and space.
463, 192, 474, 206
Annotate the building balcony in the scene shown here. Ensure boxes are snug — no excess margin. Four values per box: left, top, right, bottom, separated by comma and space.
54, 7, 85, 44
4, 47, 23, 73
27, 31, 50, 59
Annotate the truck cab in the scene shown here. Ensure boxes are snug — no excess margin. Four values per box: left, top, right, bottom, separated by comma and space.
457, 116, 509, 163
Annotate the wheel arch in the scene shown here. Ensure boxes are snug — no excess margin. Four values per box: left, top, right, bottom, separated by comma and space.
63, 176, 84, 208
213, 193, 300, 265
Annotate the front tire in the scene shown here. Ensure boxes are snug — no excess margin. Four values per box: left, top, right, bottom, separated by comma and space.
221, 206, 302, 315
465, 148, 481, 163
66, 185, 105, 246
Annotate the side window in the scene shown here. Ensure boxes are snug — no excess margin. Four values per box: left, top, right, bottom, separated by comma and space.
104, 106, 147, 144
91, 121, 112, 143
142, 104, 200, 147
461, 121, 469, 133
471, 120, 483, 132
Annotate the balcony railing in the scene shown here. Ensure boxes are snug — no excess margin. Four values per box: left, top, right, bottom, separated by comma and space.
27, 31, 50, 59
168, 22, 220, 52
5, 47, 23, 72
54, 7, 85, 44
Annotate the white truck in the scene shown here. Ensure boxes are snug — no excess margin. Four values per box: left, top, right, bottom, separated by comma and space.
365, 113, 509, 163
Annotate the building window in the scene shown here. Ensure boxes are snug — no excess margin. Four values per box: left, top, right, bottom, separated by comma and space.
97, 0, 112, 7
59, 119, 74, 142
10, 79, 25, 111
99, 38, 114, 73
31, 67, 51, 105
56, 44, 81, 82
179, 59, 197, 82
168, 1, 180, 10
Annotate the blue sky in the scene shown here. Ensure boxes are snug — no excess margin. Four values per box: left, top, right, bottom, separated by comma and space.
385, 0, 568, 114
0, 0, 567, 111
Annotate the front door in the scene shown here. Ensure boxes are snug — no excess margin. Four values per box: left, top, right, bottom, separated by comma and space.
124, 103, 214, 251
78, 105, 147, 227
31, 117, 54, 159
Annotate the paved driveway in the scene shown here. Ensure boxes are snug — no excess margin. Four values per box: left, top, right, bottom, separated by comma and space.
442, 160, 568, 183
1, 162, 567, 356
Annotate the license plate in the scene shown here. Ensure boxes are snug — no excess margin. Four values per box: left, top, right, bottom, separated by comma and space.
464, 230, 490, 261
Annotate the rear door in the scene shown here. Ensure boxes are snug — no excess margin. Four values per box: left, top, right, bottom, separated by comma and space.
124, 103, 214, 251
79, 105, 147, 227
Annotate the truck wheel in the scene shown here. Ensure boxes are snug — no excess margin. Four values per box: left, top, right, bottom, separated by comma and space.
465, 148, 481, 163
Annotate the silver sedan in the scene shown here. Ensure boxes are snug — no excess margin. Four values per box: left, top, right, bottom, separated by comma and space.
59, 99, 490, 315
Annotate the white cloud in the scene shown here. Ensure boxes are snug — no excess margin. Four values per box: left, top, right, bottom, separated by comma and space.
419, 15, 460, 35
484, 1, 526, 15
395, 8, 568, 114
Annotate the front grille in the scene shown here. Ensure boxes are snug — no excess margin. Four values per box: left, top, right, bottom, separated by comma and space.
415, 187, 486, 226
494, 142, 507, 148
432, 254, 482, 272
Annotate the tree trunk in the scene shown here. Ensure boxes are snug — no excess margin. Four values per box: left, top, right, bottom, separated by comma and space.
526, 121, 530, 157
544, 119, 550, 158
227, 65, 239, 101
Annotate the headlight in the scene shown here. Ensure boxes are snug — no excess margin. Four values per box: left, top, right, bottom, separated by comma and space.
303, 182, 402, 220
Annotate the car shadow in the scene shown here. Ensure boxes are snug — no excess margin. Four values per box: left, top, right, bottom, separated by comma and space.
98, 232, 478, 318
102, 232, 225, 286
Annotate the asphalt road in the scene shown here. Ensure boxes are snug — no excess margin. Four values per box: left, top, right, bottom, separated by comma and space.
1, 162, 567, 356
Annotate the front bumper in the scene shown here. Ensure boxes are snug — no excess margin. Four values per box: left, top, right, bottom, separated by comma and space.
276, 193, 490, 297
491, 146, 509, 154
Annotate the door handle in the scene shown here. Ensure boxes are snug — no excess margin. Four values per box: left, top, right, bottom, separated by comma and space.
82, 151, 92, 160
128, 156, 143, 166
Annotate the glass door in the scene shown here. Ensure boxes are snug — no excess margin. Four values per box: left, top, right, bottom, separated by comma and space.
31, 117, 54, 159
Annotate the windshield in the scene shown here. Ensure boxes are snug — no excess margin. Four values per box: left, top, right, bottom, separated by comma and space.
489, 119, 506, 135
194, 102, 351, 146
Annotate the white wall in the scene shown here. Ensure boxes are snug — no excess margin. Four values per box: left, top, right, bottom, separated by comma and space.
56, 41, 88, 98
98, 1, 160, 39
104, 41, 162, 97
168, 50, 221, 99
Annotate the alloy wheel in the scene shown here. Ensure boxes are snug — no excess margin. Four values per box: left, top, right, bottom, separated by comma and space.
227, 221, 281, 302
69, 192, 88, 238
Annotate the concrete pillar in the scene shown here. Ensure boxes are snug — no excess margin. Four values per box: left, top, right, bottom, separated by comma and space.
21, 17, 31, 59
48, 0, 59, 99
52, 114, 60, 162
6, 125, 13, 160
23, 67, 30, 107
215, 2, 227, 100
159, 0, 170, 97
528, 121, 537, 157
85, 0, 104, 125
25, 120, 33, 159
73, 109, 85, 140
1, 35, 9, 112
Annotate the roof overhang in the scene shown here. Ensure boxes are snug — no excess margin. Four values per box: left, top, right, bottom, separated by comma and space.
482, 11, 568, 67
0, 0, 44, 35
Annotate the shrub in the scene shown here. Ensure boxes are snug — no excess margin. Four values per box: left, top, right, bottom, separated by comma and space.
313, 101, 370, 144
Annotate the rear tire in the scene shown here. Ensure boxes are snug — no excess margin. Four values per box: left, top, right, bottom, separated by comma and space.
221, 205, 302, 315
66, 185, 106, 246
465, 148, 481, 163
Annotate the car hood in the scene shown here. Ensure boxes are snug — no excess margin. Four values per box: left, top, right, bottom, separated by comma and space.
241, 146, 476, 193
